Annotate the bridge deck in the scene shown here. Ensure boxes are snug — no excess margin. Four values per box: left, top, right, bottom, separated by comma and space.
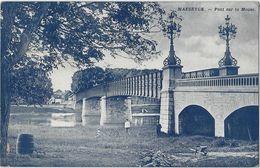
76, 73, 259, 101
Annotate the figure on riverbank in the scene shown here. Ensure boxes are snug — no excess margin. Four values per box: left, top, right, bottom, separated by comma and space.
125, 119, 130, 134
156, 123, 162, 137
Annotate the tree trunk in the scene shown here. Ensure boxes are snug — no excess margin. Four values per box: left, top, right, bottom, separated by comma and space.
1, 68, 11, 166
1, 4, 51, 165
1, 3, 18, 165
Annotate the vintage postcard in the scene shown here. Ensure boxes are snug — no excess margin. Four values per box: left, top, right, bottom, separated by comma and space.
1, 1, 259, 167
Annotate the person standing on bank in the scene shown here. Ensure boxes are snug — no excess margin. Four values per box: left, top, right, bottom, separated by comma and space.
125, 119, 130, 134
156, 123, 162, 137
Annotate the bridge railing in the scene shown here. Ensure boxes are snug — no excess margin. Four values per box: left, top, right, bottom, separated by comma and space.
76, 71, 163, 101
176, 73, 259, 88
76, 83, 105, 101
76, 70, 258, 101
182, 68, 220, 79
106, 71, 163, 99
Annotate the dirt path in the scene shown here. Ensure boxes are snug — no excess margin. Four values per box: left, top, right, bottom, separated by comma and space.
174, 151, 258, 162
209, 151, 258, 158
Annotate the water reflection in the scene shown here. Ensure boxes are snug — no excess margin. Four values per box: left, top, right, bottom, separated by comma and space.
51, 113, 76, 127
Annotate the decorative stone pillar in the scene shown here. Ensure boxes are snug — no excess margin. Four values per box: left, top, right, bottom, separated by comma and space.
160, 64, 182, 135
100, 96, 107, 126
159, 11, 183, 135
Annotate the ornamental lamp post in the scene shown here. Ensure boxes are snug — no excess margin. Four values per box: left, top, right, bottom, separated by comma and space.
218, 15, 239, 76
162, 10, 183, 67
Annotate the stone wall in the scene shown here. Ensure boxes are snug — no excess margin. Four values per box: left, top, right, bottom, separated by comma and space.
131, 96, 160, 105
131, 96, 160, 126
132, 115, 159, 126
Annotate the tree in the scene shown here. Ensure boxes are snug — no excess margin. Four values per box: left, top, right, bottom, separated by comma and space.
71, 67, 115, 93
1, 2, 164, 163
105, 68, 161, 80
10, 62, 53, 105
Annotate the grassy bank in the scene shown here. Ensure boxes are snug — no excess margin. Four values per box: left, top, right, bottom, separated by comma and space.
6, 105, 259, 167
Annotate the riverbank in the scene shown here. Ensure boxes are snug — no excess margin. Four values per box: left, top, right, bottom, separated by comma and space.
6, 105, 259, 167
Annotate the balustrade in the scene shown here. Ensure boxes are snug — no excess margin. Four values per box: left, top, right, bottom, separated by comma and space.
142, 75, 145, 96
138, 76, 141, 96
95, 71, 164, 98
182, 68, 219, 79
145, 75, 149, 97
176, 73, 258, 88
157, 72, 162, 98
76, 71, 257, 102
133, 77, 136, 96
153, 73, 157, 98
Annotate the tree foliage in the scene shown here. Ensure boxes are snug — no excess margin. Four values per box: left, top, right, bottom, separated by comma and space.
71, 67, 114, 93
105, 68, 161, 80
1, 1, 165, 161
71, 67, 161, 93
11, 63, 53, 105
3, 2, 164, 71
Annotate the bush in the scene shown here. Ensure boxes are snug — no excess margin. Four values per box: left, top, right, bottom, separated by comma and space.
212, 138, 228, 147
229, 141, 239, 147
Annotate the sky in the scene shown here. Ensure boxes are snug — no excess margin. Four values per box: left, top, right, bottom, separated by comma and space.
50, 1, 259, 91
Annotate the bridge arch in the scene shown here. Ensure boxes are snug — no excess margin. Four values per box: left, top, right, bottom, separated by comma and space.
224, 105, 259, 140
178, 105, 215, 136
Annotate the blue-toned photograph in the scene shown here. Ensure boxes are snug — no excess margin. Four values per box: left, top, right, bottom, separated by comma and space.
1, 1, 259, 167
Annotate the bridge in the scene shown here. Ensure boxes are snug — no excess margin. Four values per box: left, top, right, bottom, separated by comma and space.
74, 15, 259, 140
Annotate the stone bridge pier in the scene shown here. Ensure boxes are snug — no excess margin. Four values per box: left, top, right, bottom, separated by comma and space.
82, 97, 101, 125
100, 96, 132, 126
74, 100, 83, 111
